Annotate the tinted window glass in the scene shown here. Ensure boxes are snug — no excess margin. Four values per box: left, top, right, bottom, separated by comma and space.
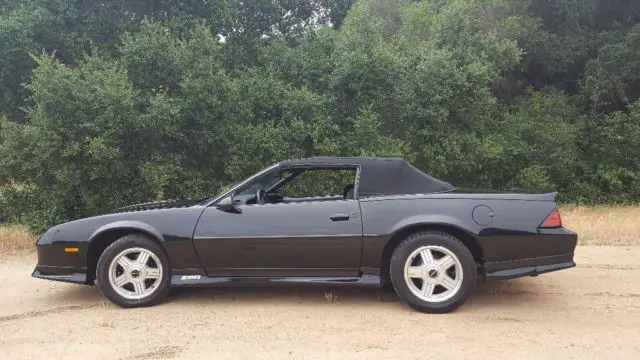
277, 169, 356, 198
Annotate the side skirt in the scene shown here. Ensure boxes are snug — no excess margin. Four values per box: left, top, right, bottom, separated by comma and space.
170, 274, 382, 287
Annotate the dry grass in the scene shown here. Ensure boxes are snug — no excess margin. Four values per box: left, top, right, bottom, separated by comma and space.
324, 292, 339, 304
560, 205, 640, 246
0, 225, 37, 255
0, 206, 637, 255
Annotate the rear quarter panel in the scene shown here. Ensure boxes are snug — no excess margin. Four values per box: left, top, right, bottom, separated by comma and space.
358, 194, 562, 268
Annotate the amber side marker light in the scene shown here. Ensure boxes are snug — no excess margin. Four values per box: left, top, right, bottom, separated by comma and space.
64, 247, 79, 253
539, 208, 562, 228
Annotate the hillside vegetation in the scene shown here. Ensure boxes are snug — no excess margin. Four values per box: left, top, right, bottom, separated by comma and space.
0, 0, 639, 232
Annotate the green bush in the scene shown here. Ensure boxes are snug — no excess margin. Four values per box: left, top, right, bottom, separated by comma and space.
0, 0, 639, 232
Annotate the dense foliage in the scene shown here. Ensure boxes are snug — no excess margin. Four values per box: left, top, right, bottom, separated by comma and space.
0, 0, 639, 232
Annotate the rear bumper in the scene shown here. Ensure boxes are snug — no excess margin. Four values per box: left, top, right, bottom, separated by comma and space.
32, 265, 89, 285
480, 227, 578, 280
484, 253, 575, 280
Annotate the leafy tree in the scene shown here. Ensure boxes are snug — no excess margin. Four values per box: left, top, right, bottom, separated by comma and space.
584, 27, 640, 109
1, 0, 640, 231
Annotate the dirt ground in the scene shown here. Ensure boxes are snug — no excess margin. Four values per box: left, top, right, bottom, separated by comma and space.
1, 246, 639, 360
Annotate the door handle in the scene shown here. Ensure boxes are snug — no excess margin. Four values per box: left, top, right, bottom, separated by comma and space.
330, 213, 350, 221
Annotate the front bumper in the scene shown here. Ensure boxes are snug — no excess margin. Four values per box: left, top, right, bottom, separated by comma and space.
33, 227, 90, 285
32, 265, 89, 285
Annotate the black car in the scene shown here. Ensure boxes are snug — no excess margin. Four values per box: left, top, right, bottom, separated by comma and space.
33, 157, 578, 313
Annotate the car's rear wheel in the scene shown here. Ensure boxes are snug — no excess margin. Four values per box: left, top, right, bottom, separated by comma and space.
96, 234, 171, 308
390, 231, 476, 313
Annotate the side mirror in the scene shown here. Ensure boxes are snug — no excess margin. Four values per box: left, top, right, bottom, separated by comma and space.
216, 202, 242, 214
215, 195, 242, 214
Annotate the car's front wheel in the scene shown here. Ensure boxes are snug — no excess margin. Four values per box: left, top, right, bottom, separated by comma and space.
96, 234, 171, 308
390, 231, 476, 313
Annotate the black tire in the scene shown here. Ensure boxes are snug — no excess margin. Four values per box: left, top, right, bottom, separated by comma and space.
96, 234, 171, 308
390, 231, 476, 313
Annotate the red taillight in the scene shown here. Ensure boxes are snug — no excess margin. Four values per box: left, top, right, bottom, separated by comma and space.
539, 208, 562, 228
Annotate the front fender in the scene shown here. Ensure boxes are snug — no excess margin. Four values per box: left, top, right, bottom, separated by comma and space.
89, 220, 165, 244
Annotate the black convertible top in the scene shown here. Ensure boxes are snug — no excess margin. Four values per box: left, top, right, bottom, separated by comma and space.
279, 157, 454, 197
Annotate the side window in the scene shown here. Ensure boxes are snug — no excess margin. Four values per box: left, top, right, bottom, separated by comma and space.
236, 170, 293, 196
277, 168, 356, 199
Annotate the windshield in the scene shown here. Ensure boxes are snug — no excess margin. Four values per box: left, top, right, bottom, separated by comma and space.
196, 164, 284, 205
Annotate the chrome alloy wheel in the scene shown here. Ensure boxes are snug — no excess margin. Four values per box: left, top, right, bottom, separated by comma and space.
403, 245, 464, 303
108, 247, 163, 300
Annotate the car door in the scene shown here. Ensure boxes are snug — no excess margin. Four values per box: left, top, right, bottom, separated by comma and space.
192, 199, 363, 277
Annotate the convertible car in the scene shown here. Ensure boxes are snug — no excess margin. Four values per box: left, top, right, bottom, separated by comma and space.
33, 157, 578, 313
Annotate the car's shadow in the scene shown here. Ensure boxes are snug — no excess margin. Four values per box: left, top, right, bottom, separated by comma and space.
51, 277, 553, 312
47, 283, 105, 304
163, 277, 550, 311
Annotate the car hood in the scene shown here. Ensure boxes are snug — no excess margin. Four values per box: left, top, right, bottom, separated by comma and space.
111, 199, 204, 213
